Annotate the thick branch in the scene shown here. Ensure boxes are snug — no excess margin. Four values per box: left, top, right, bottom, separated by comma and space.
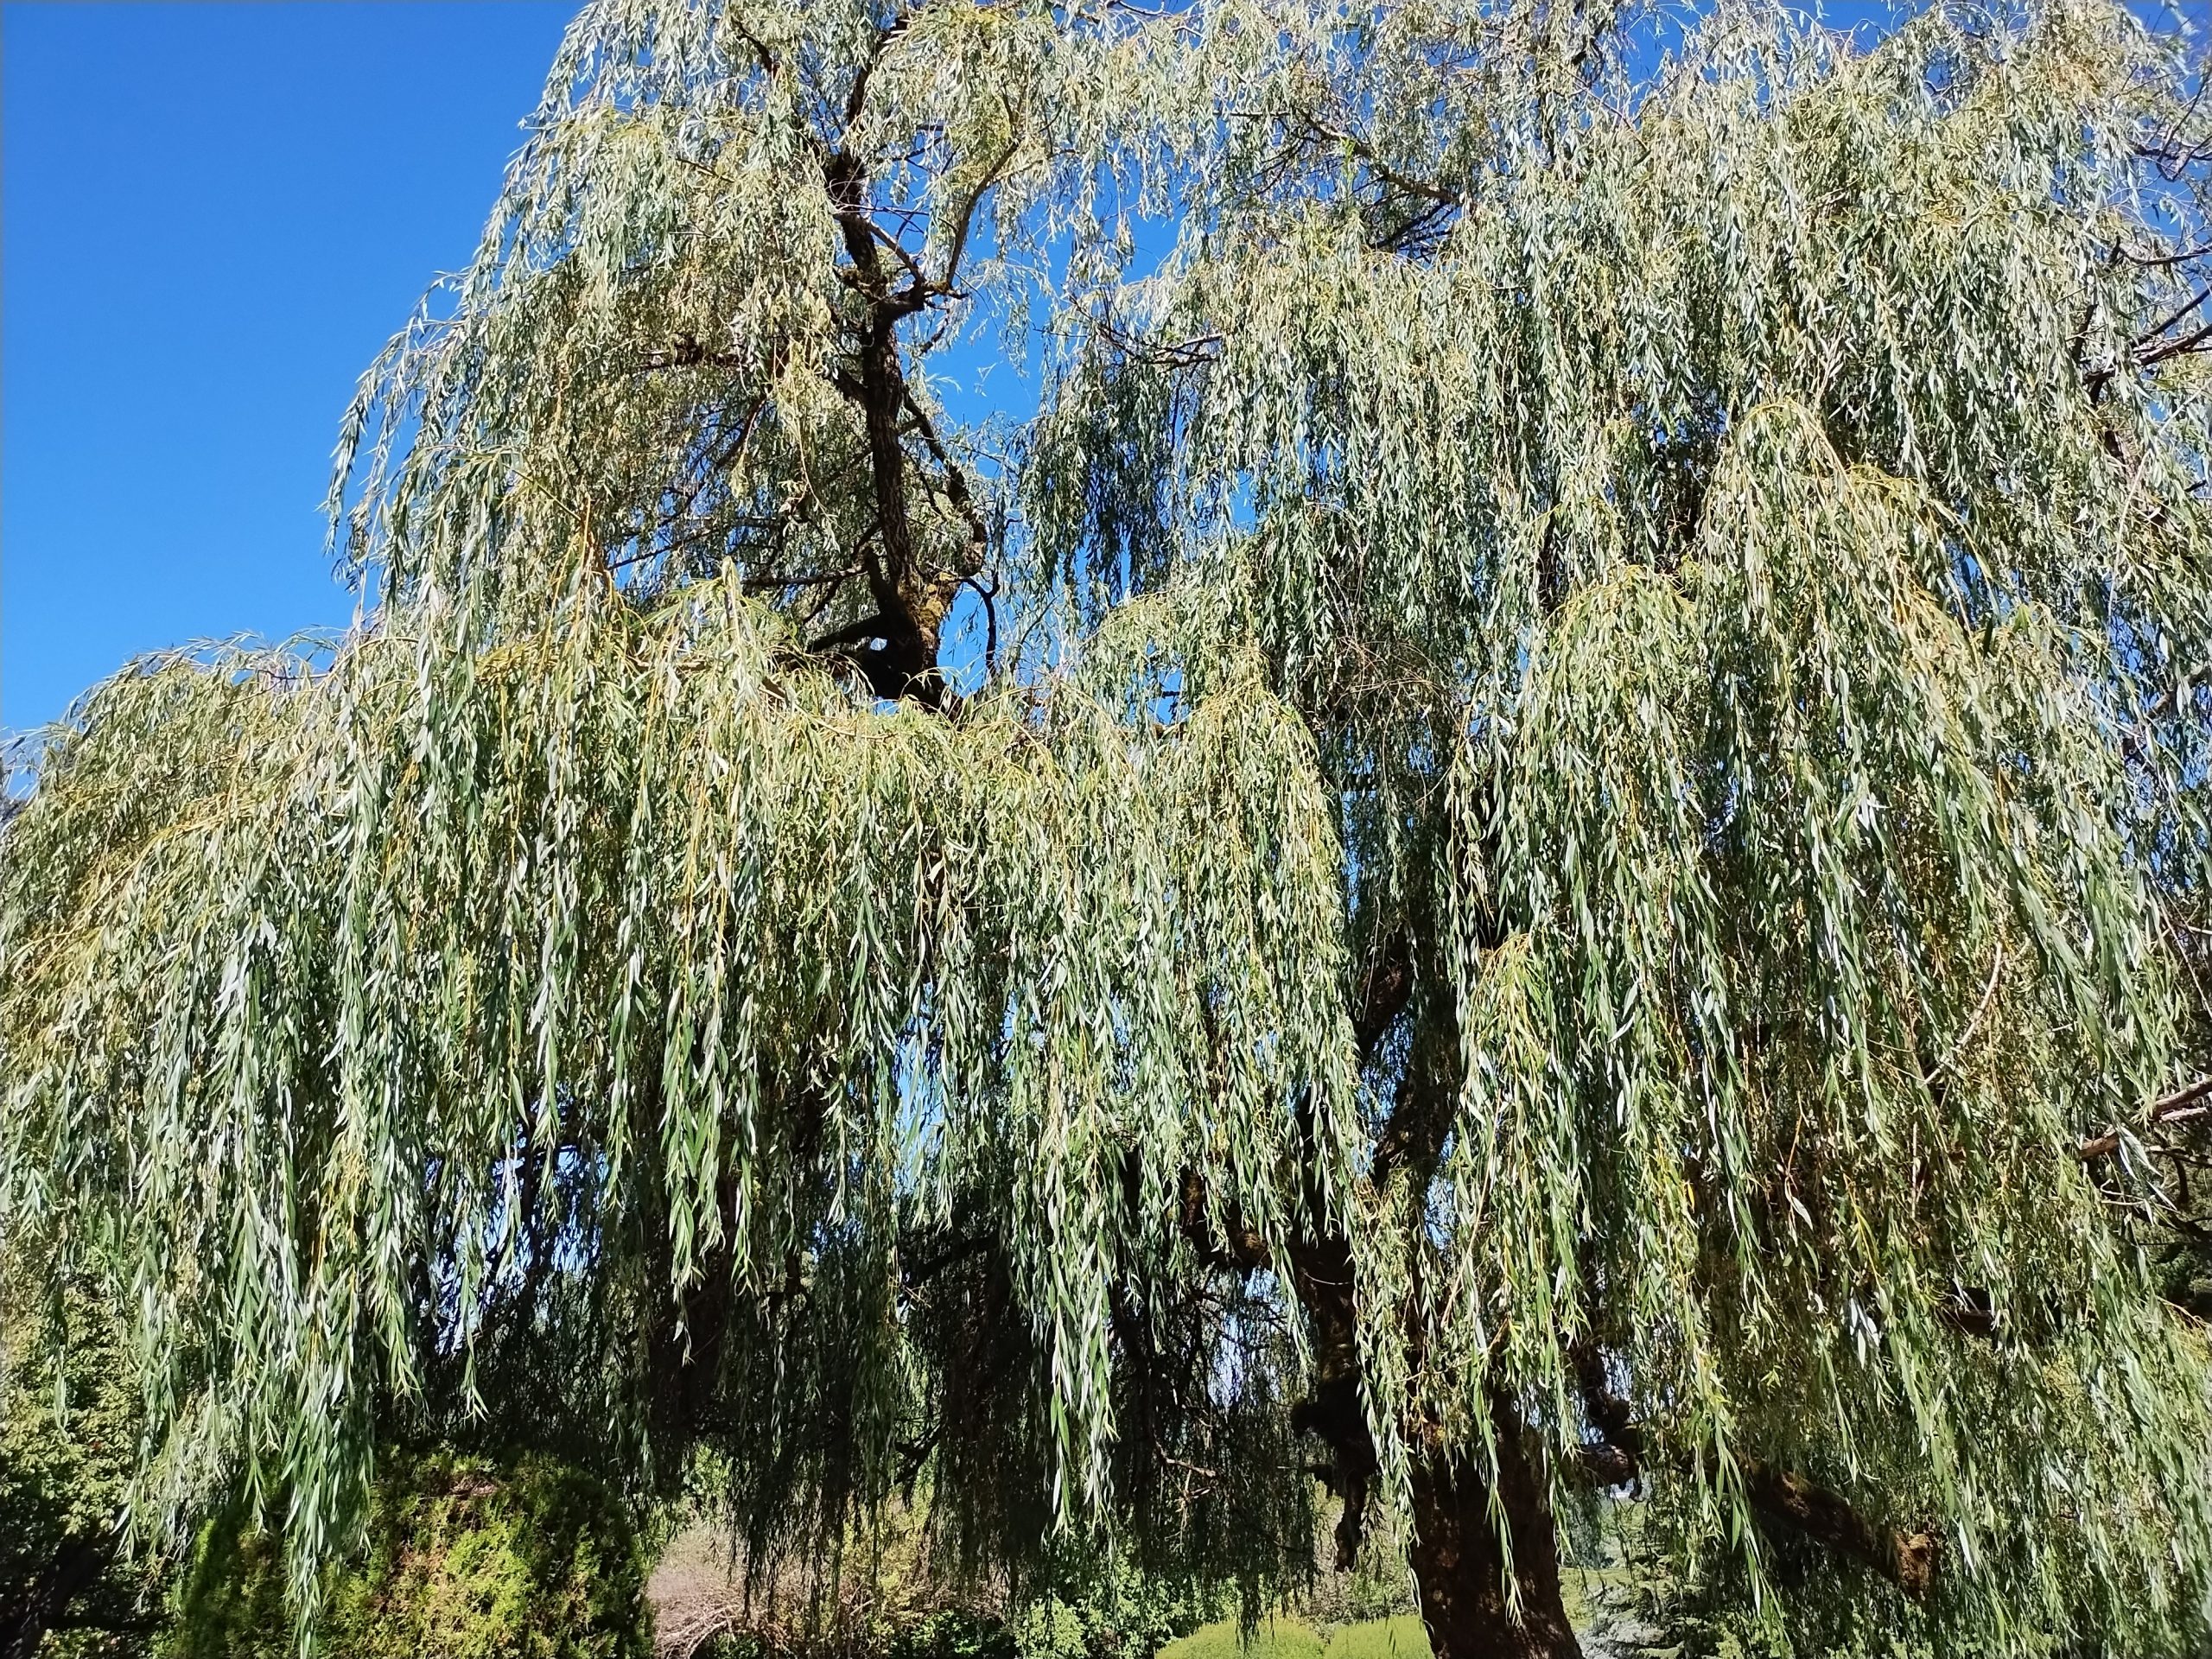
1352, 929, 1414, 1062
1174, 1166, 1273, 1273
2077, 1075, 2212, 1160
1571, 1345, 1935, 1599
1740, 1462, 1937, 1599
1369, 992, 1456, 1194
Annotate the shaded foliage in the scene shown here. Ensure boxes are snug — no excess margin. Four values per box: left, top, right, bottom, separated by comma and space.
1, 1282, 165, 1659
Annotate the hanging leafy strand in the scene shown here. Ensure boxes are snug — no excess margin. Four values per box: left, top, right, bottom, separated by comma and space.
1420, 405, 2211, 1644
1026, 0, 2212, 835
0, 568, 1360, 1610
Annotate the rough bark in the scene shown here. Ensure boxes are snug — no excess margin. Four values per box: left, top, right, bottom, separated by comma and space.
1408, 1430, 1585, 1659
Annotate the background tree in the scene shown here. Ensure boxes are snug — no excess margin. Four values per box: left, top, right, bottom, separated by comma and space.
7, 1, 2212, 1656
0, 1277, 165, 1658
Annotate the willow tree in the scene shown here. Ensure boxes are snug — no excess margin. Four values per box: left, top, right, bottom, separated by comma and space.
7, 0, 2212, 1655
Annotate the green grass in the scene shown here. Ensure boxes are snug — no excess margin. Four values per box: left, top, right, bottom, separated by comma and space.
1160, 1615, 1325, 1659
1157, 1568, 1635, 1659
1160, 1614, 1433, 1659
1319, 1614, 1431, 1659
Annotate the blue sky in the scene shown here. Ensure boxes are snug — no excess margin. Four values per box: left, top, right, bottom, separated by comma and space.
3, 0, 575, 734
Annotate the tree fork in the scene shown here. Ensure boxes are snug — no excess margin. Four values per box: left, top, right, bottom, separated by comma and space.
813, 32, 987, 708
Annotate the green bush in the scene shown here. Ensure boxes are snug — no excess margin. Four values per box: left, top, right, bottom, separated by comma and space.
1, 1281, 166, 1657
1002, 1579, 1219, 1659
667, 1494, 1222, 1659
693, 1579, 1214, 1659
159, 1452, 650, 1659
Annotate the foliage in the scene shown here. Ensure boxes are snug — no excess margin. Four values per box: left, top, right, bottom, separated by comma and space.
8, 0, 2212, 1653
1018, 1573, 1224, 1659
157, 1452, 649, 1659
0, 575, 1340, 1617
1, 1281, 165, 1657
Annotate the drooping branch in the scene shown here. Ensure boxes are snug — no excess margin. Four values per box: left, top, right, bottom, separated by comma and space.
1570, 1348, 1936, 1599
2077, 1077, 2212, 1160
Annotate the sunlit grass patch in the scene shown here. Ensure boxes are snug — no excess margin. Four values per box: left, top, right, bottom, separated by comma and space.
1319, 1614, 1431, 1659
1163, 1612, 1440, 1659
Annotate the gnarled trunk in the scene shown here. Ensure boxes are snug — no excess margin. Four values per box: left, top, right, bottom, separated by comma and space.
1283, 1002, 1582, 1659
1407, 1414, 1582, 1659
1287, 1235, 1581, 1659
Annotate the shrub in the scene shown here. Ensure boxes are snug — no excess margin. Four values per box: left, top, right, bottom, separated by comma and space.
158, 1452, 651, 1659
0, 1281, 165, 1657
656, 1504, 1219, 1659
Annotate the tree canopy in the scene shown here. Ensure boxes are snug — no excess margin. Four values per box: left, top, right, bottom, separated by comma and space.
7, 0, 2212, 1654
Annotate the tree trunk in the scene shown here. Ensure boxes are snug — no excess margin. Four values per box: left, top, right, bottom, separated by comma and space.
1292, 958, 1582, 1659
1, 1534, 110, 1659
1407, 1416, 1582, 1659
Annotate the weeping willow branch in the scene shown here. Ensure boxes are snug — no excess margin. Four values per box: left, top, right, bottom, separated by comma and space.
2078, 1076, 2212, 1160
0, 574, 1361, 1611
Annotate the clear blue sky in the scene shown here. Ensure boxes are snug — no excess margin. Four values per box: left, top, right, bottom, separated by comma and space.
3, 0, 575, 734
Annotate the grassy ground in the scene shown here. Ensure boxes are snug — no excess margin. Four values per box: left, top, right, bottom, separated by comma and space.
1160, 1571, 1631, 1659
1160, 1611, 1428, 1659
1320, 1614, 1433, 1659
